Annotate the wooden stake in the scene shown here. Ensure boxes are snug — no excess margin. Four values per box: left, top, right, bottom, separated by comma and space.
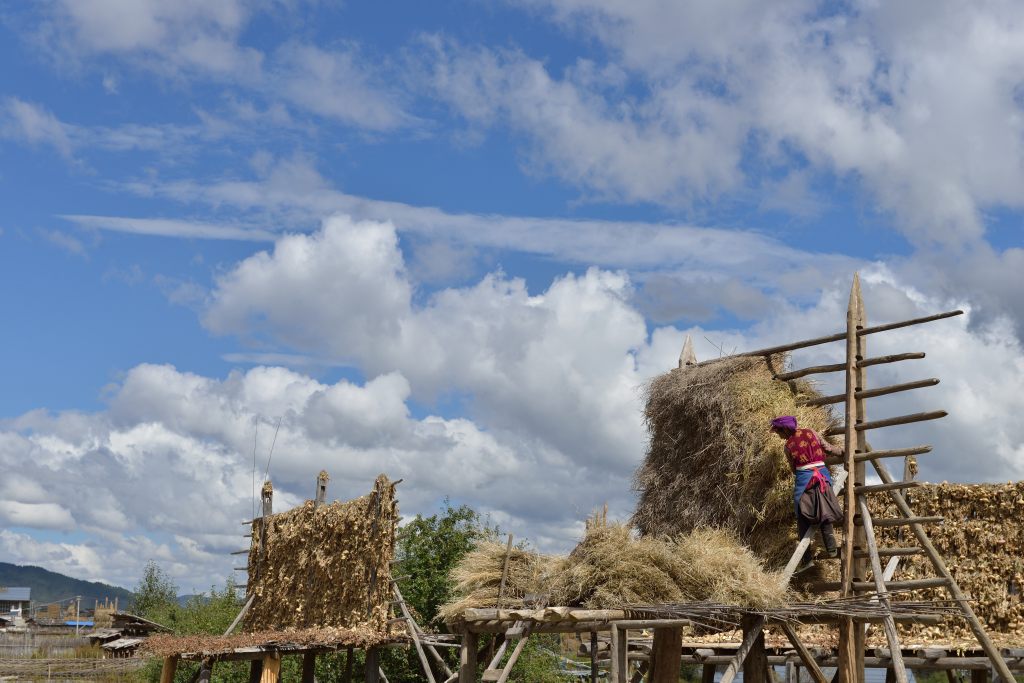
678, 334, 698, 368
780, 622, 828, 683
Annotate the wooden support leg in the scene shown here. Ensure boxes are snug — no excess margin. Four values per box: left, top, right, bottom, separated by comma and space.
249, 659, 263, 683
610, 625, 628, 683
780, 622, 827, 683
344, 645, 355, 683
720, 617, 767, 683
702, 663, 717, 683
837, 618, 857, 683
650, 627, 682, 683
741, 616, 767, 683
970, 669, 988, 683
590, 631, 599, 683
302, 652, 317, 683
365, 648, 381, 683
197, 661, 213, 683
160, 656, 179, 683
884, 667, 895, 683
260, 654, 281, 683
460, 630, 478, 683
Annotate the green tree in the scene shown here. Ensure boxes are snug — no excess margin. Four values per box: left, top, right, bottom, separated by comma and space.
133, 561, 178, 622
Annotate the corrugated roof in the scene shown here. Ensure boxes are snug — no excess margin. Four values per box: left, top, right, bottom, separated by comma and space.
0, 587, 30, 601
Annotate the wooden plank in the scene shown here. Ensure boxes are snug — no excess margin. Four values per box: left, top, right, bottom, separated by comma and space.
302, 652, 316, 683
650, 627, 683, 683
159, 656, 179, 683
857, 496, 908, 683
855, 481, 922, 495
871, 457, 1013, 682
719, 616, 766, 683
779, 622, 828, 683
460, 631, 478, 683
259, 654, 281, 683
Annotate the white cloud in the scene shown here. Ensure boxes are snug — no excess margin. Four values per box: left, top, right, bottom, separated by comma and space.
62, 215, 275, 241
0, 98, 74, 158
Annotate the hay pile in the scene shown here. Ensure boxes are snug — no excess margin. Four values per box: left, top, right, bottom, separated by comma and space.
437, 541, 563, 622
633, 355, 839, 567
441, 523, 788, 621
244, 475, 398, 632
871, 482, 1024, 640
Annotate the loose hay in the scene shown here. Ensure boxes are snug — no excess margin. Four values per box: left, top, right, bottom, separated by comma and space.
441, 523, 788, 620
437, 540, 563, 623
244, 475, 398, 632
633, 355, 839, 567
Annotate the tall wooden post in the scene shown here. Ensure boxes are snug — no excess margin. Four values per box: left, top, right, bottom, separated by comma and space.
260, 654, 281, 683
365, 648, 381, 683
740, 615, 767, 683
610, 624, 628, 683
261, 481, 273, 517
460, 630, 478, 683
302, 652, 317, 683
315, 471, 329, 507
838, 274, 860, 683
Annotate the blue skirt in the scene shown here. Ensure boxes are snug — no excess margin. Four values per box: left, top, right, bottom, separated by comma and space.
793, 466, 832, 517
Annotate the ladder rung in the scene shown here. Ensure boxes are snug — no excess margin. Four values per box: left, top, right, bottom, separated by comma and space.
230, 549, 250, 555
482, 670, 504, 682
857, 516, 943, 527
810, 577, 950, 592
853, 547, 925, 558
855, 481, 923, 495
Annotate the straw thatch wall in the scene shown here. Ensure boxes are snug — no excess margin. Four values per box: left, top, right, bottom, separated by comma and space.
634, 355, 839, 567
874, 482, 1024, 641
243, 474, 398, 632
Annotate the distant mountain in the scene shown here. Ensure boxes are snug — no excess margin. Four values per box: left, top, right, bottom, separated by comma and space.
0, 562, 134, 611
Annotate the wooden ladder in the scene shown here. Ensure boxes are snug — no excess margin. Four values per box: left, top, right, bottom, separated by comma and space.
776, 275, 1013, 683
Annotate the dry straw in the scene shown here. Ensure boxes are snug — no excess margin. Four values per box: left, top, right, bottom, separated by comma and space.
633, 355, 839, 567
244, 474, 398, 632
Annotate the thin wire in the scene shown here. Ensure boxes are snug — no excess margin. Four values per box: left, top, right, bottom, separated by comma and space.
251, 419, 259, 520
263, 416, 282, 482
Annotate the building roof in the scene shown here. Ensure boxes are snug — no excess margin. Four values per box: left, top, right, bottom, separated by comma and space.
0, 587, 30, 602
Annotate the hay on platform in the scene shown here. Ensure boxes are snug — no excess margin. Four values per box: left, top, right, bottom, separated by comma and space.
244, 474, 398, 632
436, 540, 563, 622
632, 355, 840, 567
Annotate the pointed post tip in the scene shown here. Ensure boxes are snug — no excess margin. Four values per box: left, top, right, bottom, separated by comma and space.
678, 334, 698, 368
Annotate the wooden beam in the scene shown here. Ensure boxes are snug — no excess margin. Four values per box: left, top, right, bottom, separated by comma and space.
780, 622, 828, 683
855, 481, 923, 495
800, 379, 939, 408
365, 648, 380, 683
825, 446, 931, 466
776, 353, 925, 382
301, 653, 316, 683
825, 411, 947, 436
809, 577, 950, 592
460, 631, 478, 683
650, 627, 683, 683
610, 624, 628, 683
742, 615, 768, 683
860, 516, 942, 527
857, 496, 908, 683
692, 310, 960, 368
719, 616, 766, 683
393, 584, 437, 683
853, 547, 924, 558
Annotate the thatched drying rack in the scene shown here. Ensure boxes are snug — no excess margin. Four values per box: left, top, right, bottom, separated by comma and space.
448, 274, 1019, 683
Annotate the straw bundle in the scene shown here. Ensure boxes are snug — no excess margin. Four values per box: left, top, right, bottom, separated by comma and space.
244, 475, 398, 632
437, 540, 563, 622
633, 355, 839, 567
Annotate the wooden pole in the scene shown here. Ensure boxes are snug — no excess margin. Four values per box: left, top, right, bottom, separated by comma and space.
365, 648, 381, 683
302, 652, 317, 683
857, 496, 908, 683
344, 645, 355, 683
494, 637, 529, 683
719, 616, 766, 683
838, 275, 859, 683
460, 630, 478, 683
741, 615, 767, 683
775, 352, 925, 381
249, 660, 263, 683
393, 584, 437, 683
159, 656, 179, 683
853, 278, 868, 683
590, 631, 599, 683
610, 624, 628, 683
650, 627, 682, 683
780, 622, 828, 683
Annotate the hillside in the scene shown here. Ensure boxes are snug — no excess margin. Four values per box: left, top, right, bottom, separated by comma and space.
0, 562, 134, 610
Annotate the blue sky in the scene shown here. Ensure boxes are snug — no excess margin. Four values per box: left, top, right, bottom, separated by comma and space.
0, 0, 1022, 590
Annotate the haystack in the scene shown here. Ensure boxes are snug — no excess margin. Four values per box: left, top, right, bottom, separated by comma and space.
633, 355, 839, 567
244, 475, 398, 632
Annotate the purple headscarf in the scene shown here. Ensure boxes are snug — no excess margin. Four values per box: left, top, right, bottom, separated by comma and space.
770, 416, 798, 431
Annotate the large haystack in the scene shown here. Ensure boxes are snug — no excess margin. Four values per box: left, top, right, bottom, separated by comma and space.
633, 355, 839, 567
441, 523, 788, 620
244, 475, 398, 632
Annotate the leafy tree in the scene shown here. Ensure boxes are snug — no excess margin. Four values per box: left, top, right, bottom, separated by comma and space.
133, 561, 178, 622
